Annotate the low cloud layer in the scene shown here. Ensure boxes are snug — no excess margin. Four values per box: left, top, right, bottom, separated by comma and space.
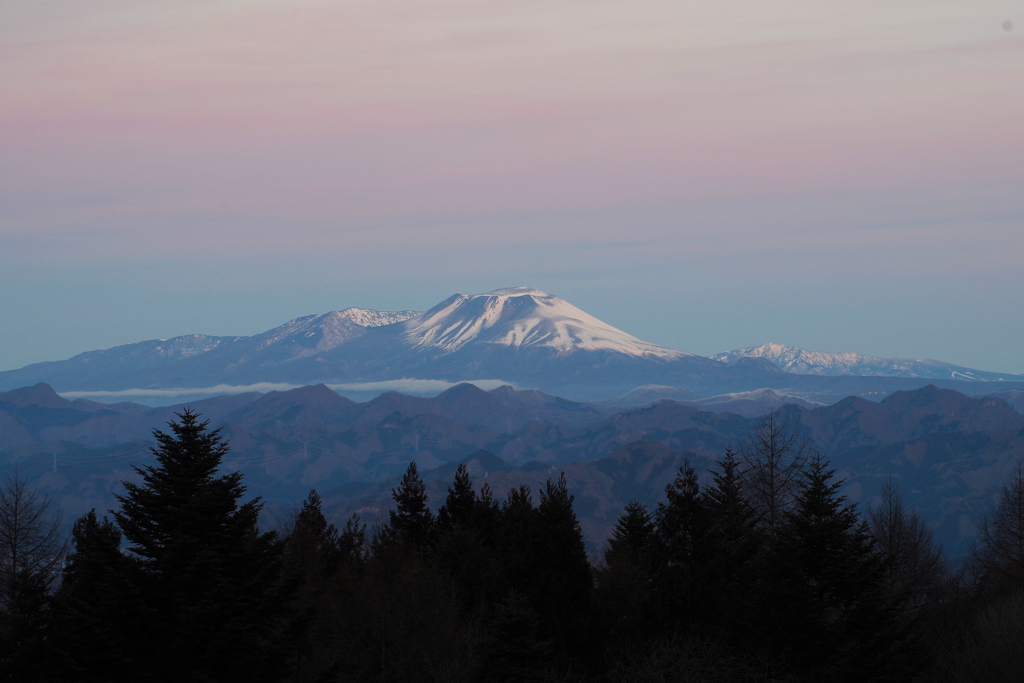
59, 378, 516, 402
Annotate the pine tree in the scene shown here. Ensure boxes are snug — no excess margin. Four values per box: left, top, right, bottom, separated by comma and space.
112, 409, 286, 682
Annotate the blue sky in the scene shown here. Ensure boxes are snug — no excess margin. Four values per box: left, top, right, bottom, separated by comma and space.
2, 0, 1022, 374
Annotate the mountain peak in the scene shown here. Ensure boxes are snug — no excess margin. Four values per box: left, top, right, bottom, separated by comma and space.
401, 288, 689, 359
480, 286, 550, 297
0, 382, 69, 409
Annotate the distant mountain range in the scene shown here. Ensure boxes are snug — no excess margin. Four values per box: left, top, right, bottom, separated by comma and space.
1, 287, 1021, 404
713, 343, 1022, 382
3, 381, 1024, 558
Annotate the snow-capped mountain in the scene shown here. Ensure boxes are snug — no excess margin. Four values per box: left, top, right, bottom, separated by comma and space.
712, 343, 1021, 382
3, 289, 1023, 404
232, 308, 418, 358
400, 287, 689, 359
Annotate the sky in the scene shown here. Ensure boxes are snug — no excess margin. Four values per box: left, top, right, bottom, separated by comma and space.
2, 0, 1022, 375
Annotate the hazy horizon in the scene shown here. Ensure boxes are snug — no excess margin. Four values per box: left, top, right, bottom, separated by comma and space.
2, 1, 1021, 374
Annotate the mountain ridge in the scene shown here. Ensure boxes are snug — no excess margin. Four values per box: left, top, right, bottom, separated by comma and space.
3, 288, 1023, 404
713, 342, 1021, 382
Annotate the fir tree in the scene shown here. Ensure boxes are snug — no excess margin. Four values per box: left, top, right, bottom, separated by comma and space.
339, 512, 367, 563
283, 490, 343, 682
435, 463, 477, 533
605, 500, 655, 570
597, 501, 655, 643
112, 409, 286, 682
386, 461, 433, 549
702, 449, 762, 637
535, 474, 593, 658
651, 461, 714, 632
52, 510, 136, 680
769, 454, 896, 680
286, 489, 341, 580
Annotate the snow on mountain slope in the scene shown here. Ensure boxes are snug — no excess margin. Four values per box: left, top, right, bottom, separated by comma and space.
400, 287, 691, 359
336, 308, 419, 328
239, 308, 419, 356
712, 343, 1020, 381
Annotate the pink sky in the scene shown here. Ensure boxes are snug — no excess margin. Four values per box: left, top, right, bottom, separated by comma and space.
1, 0, 1022, 373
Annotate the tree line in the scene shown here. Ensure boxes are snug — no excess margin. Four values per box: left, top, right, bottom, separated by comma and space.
2, 408, 1023, 681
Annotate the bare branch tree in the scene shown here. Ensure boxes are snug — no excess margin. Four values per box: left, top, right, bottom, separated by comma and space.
0, 473, 67, 612
970, 462, 1024, 593
868, 479, 947, 609
739, 408, 812, 532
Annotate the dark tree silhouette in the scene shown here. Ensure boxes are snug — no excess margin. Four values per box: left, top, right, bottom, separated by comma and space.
597, 501, 655, 643
0, 474, 66, 677
740, 408, 812, 532
970, 461, 1024, 594
768, 455, 896, 680
52, 510, 135, 680
436, 463, 477, 533
112, 409, 286, 682
868, 479, 946, 610
386, 461, 433, 549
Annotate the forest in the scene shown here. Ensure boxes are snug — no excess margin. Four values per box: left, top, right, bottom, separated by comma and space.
1, 409, 1023, 682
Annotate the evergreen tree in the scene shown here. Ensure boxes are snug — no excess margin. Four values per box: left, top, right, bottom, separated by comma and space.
479, 590, 556, 683
436, 463, 477, 533
283, 490, 343, 682
52, 510, 136, 680
597, 501, 655, 644
285, 489, 341, 579
769, 455, 896, 680
433, 465, 498, 620
605, 500, 655, 571
535, 473, 594, 660
702, 449, 762, 637
386, 461, 433, 549
650, 461, 714, 632
339, 512, 367, 563
112, 409, 286, 682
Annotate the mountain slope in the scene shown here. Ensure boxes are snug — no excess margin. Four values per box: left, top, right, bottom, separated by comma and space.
400, 287, 689, 359
714, 343, 1021, 381
3, 289, 1023, 403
